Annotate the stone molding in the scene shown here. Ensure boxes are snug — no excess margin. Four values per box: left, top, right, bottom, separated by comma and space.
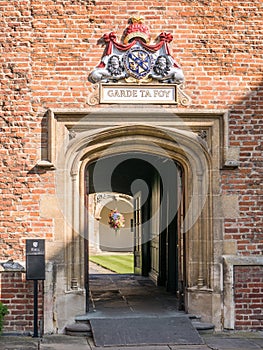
43, 107, 238, 170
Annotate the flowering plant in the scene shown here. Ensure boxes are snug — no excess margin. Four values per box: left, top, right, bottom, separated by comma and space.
108, 209, 125, 231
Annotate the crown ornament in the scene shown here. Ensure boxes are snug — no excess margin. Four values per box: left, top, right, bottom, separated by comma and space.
123, 16, 151, 44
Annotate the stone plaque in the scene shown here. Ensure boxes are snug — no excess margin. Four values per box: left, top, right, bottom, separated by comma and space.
100, 84, 178, 104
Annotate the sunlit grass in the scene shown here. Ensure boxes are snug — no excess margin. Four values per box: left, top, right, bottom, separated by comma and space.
89, 254, 134, 274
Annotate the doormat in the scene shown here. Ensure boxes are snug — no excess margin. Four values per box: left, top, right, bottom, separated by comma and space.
90, 316, 203, 347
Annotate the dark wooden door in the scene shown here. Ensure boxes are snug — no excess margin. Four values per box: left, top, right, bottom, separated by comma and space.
134, 192, 142, 275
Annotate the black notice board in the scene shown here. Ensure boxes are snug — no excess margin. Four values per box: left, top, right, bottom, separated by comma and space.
26, 239, 45, 280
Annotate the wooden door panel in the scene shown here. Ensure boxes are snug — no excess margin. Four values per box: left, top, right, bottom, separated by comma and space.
134, 192, 142, 275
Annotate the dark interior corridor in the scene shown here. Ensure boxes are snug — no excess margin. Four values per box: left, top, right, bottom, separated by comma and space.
86, 152, 184, 312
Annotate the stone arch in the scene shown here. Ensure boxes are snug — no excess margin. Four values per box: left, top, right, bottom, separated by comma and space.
55, 123, 213, 294
88, 192, 133, 252
42, 108, 234, 331
93, 193, 133, 221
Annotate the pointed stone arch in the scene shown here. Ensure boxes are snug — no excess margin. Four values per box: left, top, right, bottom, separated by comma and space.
57, 123, 212, 291
43, 107, 233, 331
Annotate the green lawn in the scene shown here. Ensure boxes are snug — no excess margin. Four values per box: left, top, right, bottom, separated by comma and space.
89, 254, 134, 274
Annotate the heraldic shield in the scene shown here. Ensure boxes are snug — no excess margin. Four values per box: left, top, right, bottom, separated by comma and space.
124, 47, 153, 79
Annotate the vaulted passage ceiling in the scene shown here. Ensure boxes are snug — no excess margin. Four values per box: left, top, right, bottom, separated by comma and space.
86, 152, 179, 196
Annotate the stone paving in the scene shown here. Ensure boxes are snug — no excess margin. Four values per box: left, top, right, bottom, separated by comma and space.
0, 332, 263, 350
1, 263, 262, 350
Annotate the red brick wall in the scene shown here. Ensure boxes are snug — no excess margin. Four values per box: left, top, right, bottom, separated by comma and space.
0, 0, 262, 330
234, 266, 263, 330
0, 272, 44, 334
0, 1, 262, 259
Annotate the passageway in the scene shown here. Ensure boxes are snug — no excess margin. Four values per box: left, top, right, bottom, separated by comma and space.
82, 267, 202, 347
88, 272, 179, 317
86, 152, 184, 300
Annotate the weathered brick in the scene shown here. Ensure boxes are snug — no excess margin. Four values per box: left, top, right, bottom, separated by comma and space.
0, 272, 43, 333
234, 266, 263, 330
0, 0, 262, 332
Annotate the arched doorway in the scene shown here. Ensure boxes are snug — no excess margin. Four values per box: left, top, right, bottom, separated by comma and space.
47, 112, 219, 332
85, 153, 184, 300
88, 192, 134, 252
64, 123, 212, 309
43, 108, 231, 332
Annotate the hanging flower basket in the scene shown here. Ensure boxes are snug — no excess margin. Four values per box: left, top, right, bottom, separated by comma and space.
108, 209, 125, 231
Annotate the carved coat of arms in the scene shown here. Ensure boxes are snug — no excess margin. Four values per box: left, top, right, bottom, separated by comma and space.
88, 17, 184, 85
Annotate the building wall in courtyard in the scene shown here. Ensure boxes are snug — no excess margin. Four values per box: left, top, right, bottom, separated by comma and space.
234, 266, 263, 330
0, 0, 262, 332
0, 271, 44, 333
